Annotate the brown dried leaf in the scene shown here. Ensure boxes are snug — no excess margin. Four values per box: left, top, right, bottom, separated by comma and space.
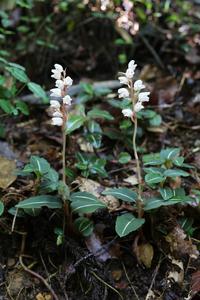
138, 243, 154, 268
0, 156, 17, 189
165, 226, 199, 259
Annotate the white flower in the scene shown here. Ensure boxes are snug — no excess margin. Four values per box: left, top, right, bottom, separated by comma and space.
50, 100, 60, 108
128, 60, 137, 71
51, 70, 61, 80
63, 95, 72, 105
118, 76, 129, 85
64, 76, 73, 86
134, 102, 144, 112
125, 68, 135, 79
53, 111, 63, 117
55, 79, 65, 89
138, 92, 150, 102
125, 60, 137, 79
122, 108, 133, 118
50, 88, 62, 97
52, 117, 63, 126
54, 64, 63, 72
134, 80, 145, 92
118, 88, 129, 98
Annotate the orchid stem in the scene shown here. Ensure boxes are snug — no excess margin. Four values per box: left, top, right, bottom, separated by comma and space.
130, 82, 143, 218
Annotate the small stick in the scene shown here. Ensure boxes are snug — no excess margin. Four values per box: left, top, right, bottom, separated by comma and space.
90, 270, 124, 300
19, 255, 59, 300
122, 262, 140, 300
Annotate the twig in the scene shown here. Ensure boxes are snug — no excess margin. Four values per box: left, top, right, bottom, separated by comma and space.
145, 256, 162, 300
90, 270, 124, 300
122, 262, 139, 300
19, 255, 59, 300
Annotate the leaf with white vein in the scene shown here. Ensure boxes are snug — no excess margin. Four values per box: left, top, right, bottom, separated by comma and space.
115, 213, 145, 237
16, 195, 62, 209
102, 188, 137, 202
70, 192, 106, 213
145, 173, 165, 184
164, 169, 190, 177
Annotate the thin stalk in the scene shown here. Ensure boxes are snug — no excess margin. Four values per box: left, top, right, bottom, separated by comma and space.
130, 81, 143, 218
61, 108, 70, 234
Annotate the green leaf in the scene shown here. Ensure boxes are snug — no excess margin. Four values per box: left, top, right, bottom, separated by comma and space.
6, 66, 29, 83
16, 195, 62, 209
149, 114, 162, 126
144, 197, 168, 210
87, 120, 102, 148
15, 100, 29, 115
145, 173, 165, 184
137, 109, 156, 119
30, 156, 51, 176
115, 213, 145, 237
66, 115, 86, 134
40, 168, 59, 193
143, 153, 164, 166
8, 62, 25, 70
87, 108, 114, 120
164, 169, 190, 177
0, 201, 4, 216
173, 157, 184, 167
74, 217, 94, 236
159, 187, 173, 200
90, 158, 108, 177
160, 148, 180, 160
102, 188, 137, 203
143, 167, 164, 175
0, 99, 16, 114
27, 82, 48, 103
70, 192, 106, 213
118, 152, 131, 164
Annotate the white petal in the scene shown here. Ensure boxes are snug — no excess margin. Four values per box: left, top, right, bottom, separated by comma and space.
64, 76, 73, 86
125, 68, 135, 79
138, 92, 150, 102
128, 60, 137, 70
63, 95, 72, 105
55, 79, 65, 89
118, 88, 129, 98
52, 117, 63, 126
50, 88, 62, 97
53, 111, 62, 117
134, 102, 144, 112
118, 76, 129, 85
50, 100, 60, 108
54, 64, 63, 72
51, 72, 61, 80
134, 80, 145, 92
122, 108, 133, 118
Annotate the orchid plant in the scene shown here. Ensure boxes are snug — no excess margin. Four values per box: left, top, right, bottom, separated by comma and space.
49, 64, 73, 226
119, 60, 150, 218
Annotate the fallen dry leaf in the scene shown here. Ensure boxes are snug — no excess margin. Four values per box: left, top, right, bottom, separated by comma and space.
165, 226, 199, 259
123, 175, 138, 186
0, 156, 17, 189
36, 293, 52, 300
138, 243, 154, 268
168, 270, 184, 284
